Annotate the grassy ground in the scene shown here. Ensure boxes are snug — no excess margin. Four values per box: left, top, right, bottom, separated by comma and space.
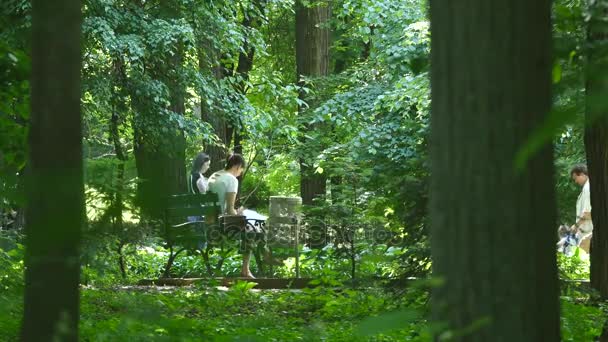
1, 242, 606, 341
1, 282, 430, 341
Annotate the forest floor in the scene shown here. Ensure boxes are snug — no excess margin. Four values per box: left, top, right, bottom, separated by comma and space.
2, 280, 607, 341
1, 283, 430, 341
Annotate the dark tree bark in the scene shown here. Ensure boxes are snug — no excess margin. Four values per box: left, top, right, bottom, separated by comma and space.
231, 1, 266, 204
232, 0, 266, 154
134, 108, 186, 218
233, 27, 253, 158
332, 15, 351, 75
295, 0, 330, 206
360, 26, 373, 61
21, 0, 83, 340
197, 3, 258, 172
198, 46, 229, 173
217, 58, 237, 153
235, 0, 265, 95
584, 0, 608, 299
134, 3, 187, 217
429, 0, 559, 340
166, 52, 187, 193
134, 118, 186, 218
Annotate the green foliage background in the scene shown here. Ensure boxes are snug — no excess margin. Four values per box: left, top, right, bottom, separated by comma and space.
0, 0, 607, 340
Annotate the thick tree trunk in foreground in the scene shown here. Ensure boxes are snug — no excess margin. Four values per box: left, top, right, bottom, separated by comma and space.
429, 0, 559, 340
585, 0, 608, 299
21, 0, 83, 340
295, 0, 330, 206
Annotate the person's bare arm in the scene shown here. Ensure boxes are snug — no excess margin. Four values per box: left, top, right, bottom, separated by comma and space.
225, 192, 245, 215
572, 212, 592, 233
225, 192, 238, 215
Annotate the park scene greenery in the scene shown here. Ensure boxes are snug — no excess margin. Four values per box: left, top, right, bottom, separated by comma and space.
2, 0, 608, 340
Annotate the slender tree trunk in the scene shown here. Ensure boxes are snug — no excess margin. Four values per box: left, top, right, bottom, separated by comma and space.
117, 242, 127, 280
295, 0, 330, 206
111, 56, 128, 279
584, 0, 608, 299
230, 1, 266, 203
233, 39, 252, 157
233, 0, 265, 150
21, 0, 83, 340
361, 26, 373, 61
333, 15, 350, 74
220, 57, 236, 153
429, 0, 559, 340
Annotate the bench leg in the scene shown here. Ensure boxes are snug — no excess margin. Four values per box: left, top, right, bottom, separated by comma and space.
254, 243, 265, 275
163, 246, 186, 278
201, 246, 214, 277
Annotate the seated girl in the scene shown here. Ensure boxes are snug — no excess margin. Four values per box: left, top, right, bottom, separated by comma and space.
190, 152, 211, 194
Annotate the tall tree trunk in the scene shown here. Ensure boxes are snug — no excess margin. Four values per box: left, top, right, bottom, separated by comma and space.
134, 118, 186, 218
225, 0, 266, 203
584, 0, 608, 299
198, 46, 228, 173
21, 0, 83, 340
295, 0, 330, 206
111, 56, 128, 279
134, 4, 187, 217
233, 35, 253, 158
167, 51, 187, 194
296, 0, 330, 249
220, 57, 236, 152
232, 0, 265, 155
429, 0, 559, 340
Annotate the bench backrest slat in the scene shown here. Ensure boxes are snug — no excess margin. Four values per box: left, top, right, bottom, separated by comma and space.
166, 206, 215, 217
165, 192, 220, 219
166, 193, 220, 208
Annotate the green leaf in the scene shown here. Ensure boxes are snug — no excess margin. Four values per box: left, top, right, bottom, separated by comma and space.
357, 308, 419, 336
552, 63, 562, 84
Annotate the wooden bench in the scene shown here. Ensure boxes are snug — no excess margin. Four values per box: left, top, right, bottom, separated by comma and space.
162, 193, 220, 277
161, 193, 269, 277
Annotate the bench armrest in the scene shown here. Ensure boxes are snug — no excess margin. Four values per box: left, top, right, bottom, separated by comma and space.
171, 221, 204, 229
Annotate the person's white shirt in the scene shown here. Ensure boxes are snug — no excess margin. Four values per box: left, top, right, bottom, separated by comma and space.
208, 170, 238, 214
196, 173, 208, 193
576, 180, 593, 234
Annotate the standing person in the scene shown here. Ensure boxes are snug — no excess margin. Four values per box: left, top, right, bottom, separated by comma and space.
190, 152, 211, 194
571, 164, 593, 253
208, 154, 251, 276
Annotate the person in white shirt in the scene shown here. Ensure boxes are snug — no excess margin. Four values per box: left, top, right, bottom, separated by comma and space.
208, 154, 245, 215
570, 164, 593, 253
190, 152, 211, 194
208, 154, 252, 276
